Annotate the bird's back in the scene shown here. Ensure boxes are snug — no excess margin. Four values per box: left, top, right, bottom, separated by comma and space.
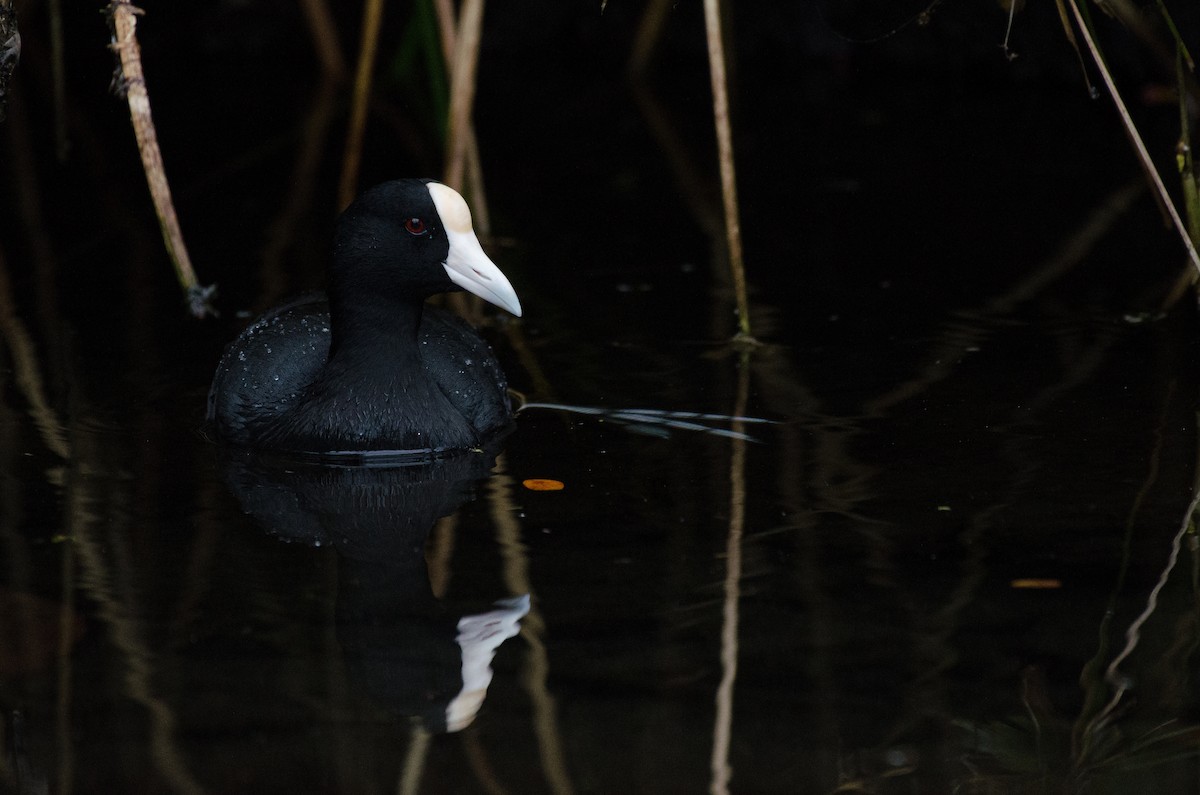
206, 293, 333, 441
207, 296, 512, 452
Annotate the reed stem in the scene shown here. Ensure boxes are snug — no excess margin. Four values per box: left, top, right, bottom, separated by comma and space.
337, 0, 385, 210
1066, 0, 1200, 276
702, 0, 752, 340
106, 1, 213, 318
444, 0, 485, 191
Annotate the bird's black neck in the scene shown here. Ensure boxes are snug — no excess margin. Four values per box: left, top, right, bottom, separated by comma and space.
327, 291, 425, 365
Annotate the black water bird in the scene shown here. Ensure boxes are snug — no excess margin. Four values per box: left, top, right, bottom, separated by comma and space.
207, 179, 522, 456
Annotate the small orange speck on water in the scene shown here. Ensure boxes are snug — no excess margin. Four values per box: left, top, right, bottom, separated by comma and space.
523, 479, 565, 491
1010, 578, 1062, 590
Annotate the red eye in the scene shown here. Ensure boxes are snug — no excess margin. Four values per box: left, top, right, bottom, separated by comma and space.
404, 217, 427, 235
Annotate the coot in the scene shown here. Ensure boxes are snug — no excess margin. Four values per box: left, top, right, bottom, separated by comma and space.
206, 179, 522, 456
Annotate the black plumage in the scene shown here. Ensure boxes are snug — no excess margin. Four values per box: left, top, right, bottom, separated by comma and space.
207, 179, 522, 455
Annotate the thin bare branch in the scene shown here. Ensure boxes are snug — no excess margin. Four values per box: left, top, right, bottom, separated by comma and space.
702, 0, 752, 340
297, 0, 347, 79
337, 0, 385, 210
106, 1, 214, 317
445, 0, 485, 191
1066, 0, 1200, 276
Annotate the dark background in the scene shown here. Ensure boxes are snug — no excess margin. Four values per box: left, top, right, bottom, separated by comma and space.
2, 1, 1200, 792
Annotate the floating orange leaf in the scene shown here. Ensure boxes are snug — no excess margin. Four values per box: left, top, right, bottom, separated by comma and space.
523, 478, 565, 491
1010, 578, 1062, 590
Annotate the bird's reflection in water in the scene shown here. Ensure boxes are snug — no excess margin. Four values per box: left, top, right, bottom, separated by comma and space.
217, 444, 527, 733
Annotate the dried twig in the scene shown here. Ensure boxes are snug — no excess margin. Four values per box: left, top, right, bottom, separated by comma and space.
296, 0, 347, 79
444, 0, 485, 192
432, 0, 489, 229
1065, 0, 1200, 276
627, 0, 672, 76
106, 1, 215, 317
433, 0, 492, 322
337, 0, 385, 210
702, 0, 753, 342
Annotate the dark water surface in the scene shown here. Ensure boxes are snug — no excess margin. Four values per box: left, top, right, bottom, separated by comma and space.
3, 2, 1200, 793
